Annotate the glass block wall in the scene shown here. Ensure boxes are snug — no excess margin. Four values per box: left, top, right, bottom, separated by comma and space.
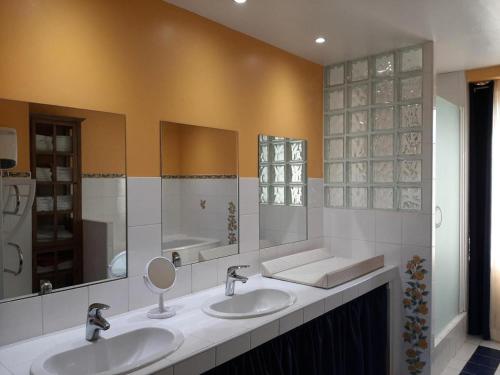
259, 135, 307, 206
324, 45, 424, 210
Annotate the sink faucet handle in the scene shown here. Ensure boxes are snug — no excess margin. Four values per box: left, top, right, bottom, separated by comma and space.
88, 303, 110, 315
227, 265, 250, 275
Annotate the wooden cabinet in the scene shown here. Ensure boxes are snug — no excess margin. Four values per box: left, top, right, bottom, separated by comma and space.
30, 114, 83, 293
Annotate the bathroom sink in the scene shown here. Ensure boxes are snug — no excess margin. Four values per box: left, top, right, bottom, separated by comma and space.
202, 288, 296, 319
30, 327, 184, 375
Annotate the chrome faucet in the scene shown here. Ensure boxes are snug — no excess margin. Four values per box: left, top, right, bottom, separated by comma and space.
86, 303, 110, 342
225, 265, 249, 296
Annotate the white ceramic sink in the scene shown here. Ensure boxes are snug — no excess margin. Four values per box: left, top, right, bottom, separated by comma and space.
202, 288, 296, 319
30, 327, 184, 375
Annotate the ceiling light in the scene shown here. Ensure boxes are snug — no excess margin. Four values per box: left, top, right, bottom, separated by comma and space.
315, 37, 326, 44
234, 0, 247, 4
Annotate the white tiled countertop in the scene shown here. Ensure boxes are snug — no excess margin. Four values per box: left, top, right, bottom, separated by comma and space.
0, 266, 398, 375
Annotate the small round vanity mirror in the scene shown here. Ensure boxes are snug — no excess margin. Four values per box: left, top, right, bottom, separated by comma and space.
143, 257, 176, 319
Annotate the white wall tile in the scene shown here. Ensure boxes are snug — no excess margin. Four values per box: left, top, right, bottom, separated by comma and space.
342, 286, 359, 304
308, 207, 323, 239
165, 265, 192, 300
402, 213, 432, 246
325, 293, 342, 312
239, 214, 259, 253
250, 321, 279, 349
303, 300, 325, 323
216, 254, 241, 284
127, 177, 161, 226
128, 224, 161, 277
216, 333, 251, 366
279, 309, 303, 334
375, 242, 402, 267
239, 250, 260, 277
88, 278, 129, 318
239, 178, 258, 215
191, 260, 218, 292
308, 178, 324, 208
0, 296, 42, 346
174, 348, 215, 375
375, 211, 402, 244
42, 287, 89, 334
128, 276, 156, 310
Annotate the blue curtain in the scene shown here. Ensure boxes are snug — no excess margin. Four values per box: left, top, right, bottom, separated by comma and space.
468, 81, 494, 340
204, 285, 388, 375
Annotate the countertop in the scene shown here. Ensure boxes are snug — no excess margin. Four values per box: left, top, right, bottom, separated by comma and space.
0, 265, 398, 375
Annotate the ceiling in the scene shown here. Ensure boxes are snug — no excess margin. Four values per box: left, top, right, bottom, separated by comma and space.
165, 0, 500, 73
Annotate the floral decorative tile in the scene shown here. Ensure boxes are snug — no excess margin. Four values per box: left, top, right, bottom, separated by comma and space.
325, 162, 344, 184
373, 187, 394, 209
349, 161, 368, 184
350, 84, 369, 107
327, 114, 344, 135
349, 59, 369, 82
399, 187, 422, 210
349, 111, 369, 133
372, 160, 394, 184
325, 187, 344, 207
400, 103, 423, 128
401, 76, 423, 101
373, 107, 394, 130
372, 134, 394, 157
350, 187, 368, 208
325, 138, 344, 160
400, 132, 422, 155
399, 160, 422, 183
349, 136, 368, 158
374, 79, 394, 104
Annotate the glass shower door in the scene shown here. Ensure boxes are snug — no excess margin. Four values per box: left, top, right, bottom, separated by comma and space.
433, 96, 462, 336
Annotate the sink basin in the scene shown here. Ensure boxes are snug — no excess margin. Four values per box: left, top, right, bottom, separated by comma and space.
202, 288, 296, 319
30, 327, 184, 375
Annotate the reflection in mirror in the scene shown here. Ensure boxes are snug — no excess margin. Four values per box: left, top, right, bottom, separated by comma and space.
0, 99, 127, 302
259, 135, 307, 248
161, 122, 239, 266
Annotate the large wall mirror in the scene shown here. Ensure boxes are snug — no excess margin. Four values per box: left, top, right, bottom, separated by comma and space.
258, 134, 307, 248
161, 122, 239, 266
0, 98, 127, 302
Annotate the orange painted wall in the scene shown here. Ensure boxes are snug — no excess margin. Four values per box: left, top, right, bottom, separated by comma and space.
162, 122, 237, 176
0, 0, 323, 177
467, 65, 500, 82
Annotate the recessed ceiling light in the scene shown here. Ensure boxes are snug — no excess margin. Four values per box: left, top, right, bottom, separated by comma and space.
315, 37, 326, 44
234, 0, 247, 4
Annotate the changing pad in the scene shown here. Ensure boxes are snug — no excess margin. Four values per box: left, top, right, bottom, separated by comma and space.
261, 248, 384, 289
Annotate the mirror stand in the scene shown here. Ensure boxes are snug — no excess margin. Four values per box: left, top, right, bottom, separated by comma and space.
148, 294, 175, 319
143, 257, 177, 320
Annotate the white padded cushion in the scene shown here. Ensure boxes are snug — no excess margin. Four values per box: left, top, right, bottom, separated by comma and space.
261, 248, 331, 277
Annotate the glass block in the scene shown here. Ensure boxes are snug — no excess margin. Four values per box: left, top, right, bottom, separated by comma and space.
349, 84, 368, 108
259, 165, 269, 184
372, 160, 394, 184
259, 186, 269, 204
259, 135, 269, 142
288, 163, 305, 183
325, 187, 344, 208
272, 142, 285, 162
399, 132, 422, 155
325, 138, 344, 160
328, 88, 344, 111
288, 186, 305, 206
375, 53, 394, 77
373, 79, 394, 104
349, 161, 368, 184
349, 59, 369, 82
288, 141, 305, 161
373, 107, 394, 130
326, 114, 344, 135
349, 187, 368, 208
349, 111, 368, 133
272, 186, 285, 205
273, 164, 285, 183
372, 134, 394, 157
401, 47, 423, 72
399, 187, 422, 210
399, 160, 422, 183
259, 143, 269, 163
400, 76, 422, 101
349, 136, 368, 159
328, 64, 344, 86
373, 187, 394, 210
400, 103, 422, 128
325, 162, 344, 184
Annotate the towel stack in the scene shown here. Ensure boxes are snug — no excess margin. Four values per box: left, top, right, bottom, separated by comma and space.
36, 197, 54, 212
37, 225, 73, 242
56, 167, 72, 182
57, 195, 72, 211
56, 136, 72, 152
36, 167, 52, 182
36, 135, 53, 152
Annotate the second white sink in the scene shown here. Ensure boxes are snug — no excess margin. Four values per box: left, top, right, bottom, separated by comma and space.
202, 288, 296, 319
30, 326, 184, 375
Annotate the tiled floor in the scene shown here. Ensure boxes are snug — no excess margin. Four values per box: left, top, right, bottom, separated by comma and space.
441, 338, 500, 375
